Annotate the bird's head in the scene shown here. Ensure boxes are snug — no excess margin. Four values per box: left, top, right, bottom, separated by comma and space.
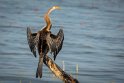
52, 6, 61, 10
47, 6, 61, 15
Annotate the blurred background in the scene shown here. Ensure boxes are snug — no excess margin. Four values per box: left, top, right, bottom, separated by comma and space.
0, 0, 124, 83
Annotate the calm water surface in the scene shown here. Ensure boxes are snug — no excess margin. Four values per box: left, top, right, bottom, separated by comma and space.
0, 0, 124, 83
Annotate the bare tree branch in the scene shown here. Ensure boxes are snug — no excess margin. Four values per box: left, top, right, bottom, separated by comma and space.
43, 56, 79, 83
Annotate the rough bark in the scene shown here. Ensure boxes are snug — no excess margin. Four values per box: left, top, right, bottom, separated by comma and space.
43, 56, 79, 83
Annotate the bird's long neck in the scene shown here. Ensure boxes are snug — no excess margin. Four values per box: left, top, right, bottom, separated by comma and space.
43, 8, 54, 31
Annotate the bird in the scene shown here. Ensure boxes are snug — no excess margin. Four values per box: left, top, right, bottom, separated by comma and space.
27, 6, 64, 78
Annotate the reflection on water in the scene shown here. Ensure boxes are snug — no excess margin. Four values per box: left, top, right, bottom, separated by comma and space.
0, 0, 124, 83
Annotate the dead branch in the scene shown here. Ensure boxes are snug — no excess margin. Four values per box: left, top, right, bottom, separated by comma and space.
43, 56, 79, 83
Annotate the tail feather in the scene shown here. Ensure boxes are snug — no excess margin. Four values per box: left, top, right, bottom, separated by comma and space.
36, 58, 43, 78
54, 55, 57, 61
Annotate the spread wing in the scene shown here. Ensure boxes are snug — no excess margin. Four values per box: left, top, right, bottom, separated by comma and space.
27, 27, 39, 57
47, 29, 64, 60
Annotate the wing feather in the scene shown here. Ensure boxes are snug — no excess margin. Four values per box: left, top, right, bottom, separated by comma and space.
27, 27, 39, 57
47, 29, 64, 60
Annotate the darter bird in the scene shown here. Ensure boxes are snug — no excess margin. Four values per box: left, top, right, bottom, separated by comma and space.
27, 6, 64, 78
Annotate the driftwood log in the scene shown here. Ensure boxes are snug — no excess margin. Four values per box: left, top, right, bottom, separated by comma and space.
43, 56, 79, 83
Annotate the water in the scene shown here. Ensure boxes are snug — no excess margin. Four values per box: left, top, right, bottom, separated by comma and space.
0, 0, 124, 83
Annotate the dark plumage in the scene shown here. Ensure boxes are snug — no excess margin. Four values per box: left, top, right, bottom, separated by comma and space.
27, 6, 64, 78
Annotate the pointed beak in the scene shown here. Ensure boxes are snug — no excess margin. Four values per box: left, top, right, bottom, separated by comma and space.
54, 6, 61, 10
56, 7, 61, 10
